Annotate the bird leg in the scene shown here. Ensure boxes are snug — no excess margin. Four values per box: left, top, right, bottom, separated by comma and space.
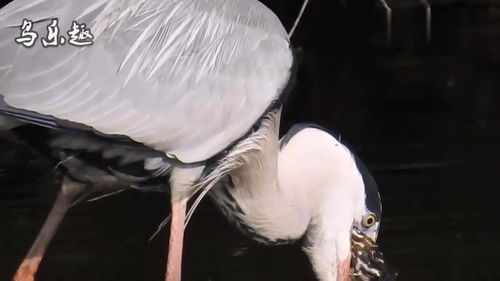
164, 166, 204, 281
12, 177, 85, 281
165, 197, 187, 281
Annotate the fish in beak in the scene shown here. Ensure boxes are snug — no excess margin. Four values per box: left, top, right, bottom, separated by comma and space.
350, 228, 398, 281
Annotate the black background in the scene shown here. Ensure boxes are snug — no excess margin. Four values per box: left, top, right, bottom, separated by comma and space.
1, 0, 500, 280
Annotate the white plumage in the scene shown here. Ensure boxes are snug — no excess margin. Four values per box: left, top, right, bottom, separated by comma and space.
211, 110, 367, 244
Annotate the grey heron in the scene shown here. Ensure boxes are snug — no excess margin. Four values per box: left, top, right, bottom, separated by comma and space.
0, 0, 393, 281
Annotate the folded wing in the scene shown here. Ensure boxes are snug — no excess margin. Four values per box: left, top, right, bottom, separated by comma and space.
0, 0, 293, 163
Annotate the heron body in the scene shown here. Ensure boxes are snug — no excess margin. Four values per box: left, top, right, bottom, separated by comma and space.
0, 1, 391, 281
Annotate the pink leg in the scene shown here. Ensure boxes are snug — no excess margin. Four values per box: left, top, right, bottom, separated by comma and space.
337, 252, 352, 281
165, 198, 187, 281
13, 177, 85, 281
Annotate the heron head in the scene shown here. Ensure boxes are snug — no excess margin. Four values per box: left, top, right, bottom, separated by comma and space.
352, 155, 382, 242
348, 156, 397, 281
303, 150, 396, 281
281, 126, 396, 281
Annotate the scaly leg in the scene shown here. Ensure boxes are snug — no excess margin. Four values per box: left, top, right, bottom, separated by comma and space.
164, 166, 204, 281
12, 177, 85, 281
165, 197, 187, 281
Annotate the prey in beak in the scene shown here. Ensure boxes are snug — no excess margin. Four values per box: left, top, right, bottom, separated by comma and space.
350, 228, 398, 281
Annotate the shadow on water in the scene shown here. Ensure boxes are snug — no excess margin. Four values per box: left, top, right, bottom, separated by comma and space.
1, 0, 500, 281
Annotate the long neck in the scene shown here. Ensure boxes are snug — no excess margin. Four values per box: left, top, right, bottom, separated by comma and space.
231, 109, 280, 194
218, 109, 310, 242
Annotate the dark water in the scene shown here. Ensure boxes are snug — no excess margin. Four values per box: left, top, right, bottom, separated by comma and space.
0, 137, 499, 281
1, 1, 500, 281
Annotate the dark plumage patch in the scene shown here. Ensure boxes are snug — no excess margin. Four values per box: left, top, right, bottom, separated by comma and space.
227, 175, 235, 188
10, 124, 170, 192
353, 155, 382, 218
221, 183, 236, 202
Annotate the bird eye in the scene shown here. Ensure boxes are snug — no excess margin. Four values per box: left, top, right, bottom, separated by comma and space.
362, 214, 377, 228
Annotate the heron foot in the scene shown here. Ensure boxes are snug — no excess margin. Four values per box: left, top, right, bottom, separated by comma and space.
12, 257, 42, 281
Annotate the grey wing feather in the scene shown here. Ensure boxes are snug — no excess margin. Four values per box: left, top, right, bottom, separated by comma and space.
0, 96, 58, 128
0, 96, 131, 139
0, 0, 293, 164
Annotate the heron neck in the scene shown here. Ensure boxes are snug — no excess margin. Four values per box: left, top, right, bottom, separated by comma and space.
222, 109, 310, 242
231, 109, 280, 190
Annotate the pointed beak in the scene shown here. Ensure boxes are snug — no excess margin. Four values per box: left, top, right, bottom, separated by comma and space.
364, 222, 380, 242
